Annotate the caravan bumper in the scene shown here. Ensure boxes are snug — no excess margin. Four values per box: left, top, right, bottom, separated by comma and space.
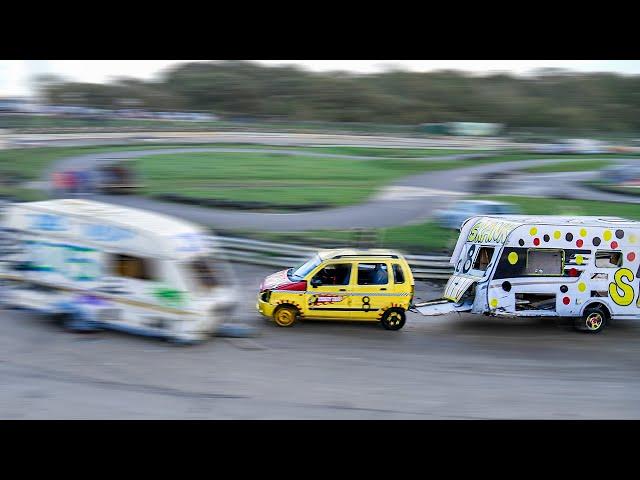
412, 298, 473, 316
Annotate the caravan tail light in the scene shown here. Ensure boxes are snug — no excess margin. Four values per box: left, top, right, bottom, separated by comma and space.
279, 281, 307, 291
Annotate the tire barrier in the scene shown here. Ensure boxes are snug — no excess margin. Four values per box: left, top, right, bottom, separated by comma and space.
154, 194, 331, 212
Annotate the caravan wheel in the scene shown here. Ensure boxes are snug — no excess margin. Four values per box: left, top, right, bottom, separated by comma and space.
574, 306, 608, 334
60, 312, 101, 333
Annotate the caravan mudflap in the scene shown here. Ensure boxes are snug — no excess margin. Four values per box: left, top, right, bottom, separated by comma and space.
411, 298, 473, 316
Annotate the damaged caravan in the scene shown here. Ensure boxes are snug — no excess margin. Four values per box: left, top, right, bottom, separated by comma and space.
414, 215, 640, 333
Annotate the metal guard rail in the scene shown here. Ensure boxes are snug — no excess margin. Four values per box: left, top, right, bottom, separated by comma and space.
212, 235, 453, 280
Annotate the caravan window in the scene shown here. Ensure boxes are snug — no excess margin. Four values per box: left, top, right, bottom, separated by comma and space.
111, 254, 155, 280
595, 251, 622, 268
189, 257, 220, 289
494, 248, 565, 279
472, 247, 495, 271
526, 249, 563, 275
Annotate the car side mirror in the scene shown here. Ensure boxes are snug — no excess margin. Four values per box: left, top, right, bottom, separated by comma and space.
310, 278, 322, 287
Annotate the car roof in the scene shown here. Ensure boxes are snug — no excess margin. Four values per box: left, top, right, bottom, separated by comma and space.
318, 248, 404, 261
457, 200, 512, 206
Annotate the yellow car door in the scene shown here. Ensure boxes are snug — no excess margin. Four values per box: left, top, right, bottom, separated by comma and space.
350, 261, 393, 320
305, 261, 355, 319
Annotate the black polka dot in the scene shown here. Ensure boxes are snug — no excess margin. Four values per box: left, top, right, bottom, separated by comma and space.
560, 285, 568, 293
518, 239, 524, 246
593, 237, 601, 246
543, 234, 550, 242
566, 233, 573, 241
502, 281, 511, 292
616, 229, 624, 239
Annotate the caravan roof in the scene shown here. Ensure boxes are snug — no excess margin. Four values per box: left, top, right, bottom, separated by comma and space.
3, 199, 211, 259
451, 215, 640, 266
14, 199, 202, 238
464, 214, 640, 229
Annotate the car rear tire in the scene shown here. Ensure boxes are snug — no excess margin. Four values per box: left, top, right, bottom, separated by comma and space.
574, 306, 608, 334
381, 308, 406, 331
273, 305, 299, 327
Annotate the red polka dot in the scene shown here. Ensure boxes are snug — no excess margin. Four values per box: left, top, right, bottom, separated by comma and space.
568, 268, 578, 277
576, 239, 583, 247
628, 252, 636, 262
563, 296, 571, 305
533, 238, 540, 246
611, 241, 619, 249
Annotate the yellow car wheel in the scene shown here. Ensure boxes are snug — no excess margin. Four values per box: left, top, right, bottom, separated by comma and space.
273, 305, 298, 327
381, 308, 406, 331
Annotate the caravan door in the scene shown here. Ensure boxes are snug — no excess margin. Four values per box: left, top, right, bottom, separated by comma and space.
413, 244, 499, 316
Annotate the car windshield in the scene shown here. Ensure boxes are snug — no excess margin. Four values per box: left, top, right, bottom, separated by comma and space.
289, 254, 322, 280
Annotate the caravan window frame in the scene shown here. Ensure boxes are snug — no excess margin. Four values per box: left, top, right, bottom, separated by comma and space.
109, 253, 158, 281
471, 246, 495, 272
594, 250, 623, 269
525, 248, 565, 276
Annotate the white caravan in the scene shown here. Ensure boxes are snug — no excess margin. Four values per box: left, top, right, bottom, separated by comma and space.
414, 215, 640, 333
0, 199, 238, 343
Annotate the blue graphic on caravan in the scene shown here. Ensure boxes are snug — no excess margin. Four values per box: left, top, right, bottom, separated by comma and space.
84, 224, 135, 242
28, 214, 68, 232
174, 233, 206, 253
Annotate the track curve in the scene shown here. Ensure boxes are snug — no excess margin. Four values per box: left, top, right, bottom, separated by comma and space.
43, 147, 640, 231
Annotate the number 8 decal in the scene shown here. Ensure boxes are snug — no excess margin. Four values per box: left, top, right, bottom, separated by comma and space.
362, 296, 371, 311
463, 244, 476, 274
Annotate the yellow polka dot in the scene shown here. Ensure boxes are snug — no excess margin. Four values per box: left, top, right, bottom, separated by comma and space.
490, 298, 498, 308
576, 255, 583, 265
630, 234, 637, 244
553, 231, 561, 239
578, 282, 586, 292
580, 228, 587, 237
603, 230, 612, 241
508, 252, 518, 265
530, 227, 537, 236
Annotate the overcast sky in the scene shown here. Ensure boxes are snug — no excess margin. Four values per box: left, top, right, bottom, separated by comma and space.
2, 60, 640, 97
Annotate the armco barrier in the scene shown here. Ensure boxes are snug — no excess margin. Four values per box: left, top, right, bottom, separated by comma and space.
211, 235, 453, 280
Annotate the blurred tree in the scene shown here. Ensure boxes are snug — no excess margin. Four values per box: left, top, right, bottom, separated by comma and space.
32, 61, 640, 132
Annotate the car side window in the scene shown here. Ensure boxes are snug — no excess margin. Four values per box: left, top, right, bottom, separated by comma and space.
357, 263, 389, 285
311, 263, 352, 285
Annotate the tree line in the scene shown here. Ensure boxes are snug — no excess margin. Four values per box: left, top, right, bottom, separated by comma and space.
34, 61, 640, 132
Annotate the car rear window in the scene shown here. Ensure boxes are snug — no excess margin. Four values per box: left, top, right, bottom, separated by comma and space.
392, 264, 405, 284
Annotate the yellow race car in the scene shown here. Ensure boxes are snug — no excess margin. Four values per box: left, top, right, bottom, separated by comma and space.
257, 249, 414, 330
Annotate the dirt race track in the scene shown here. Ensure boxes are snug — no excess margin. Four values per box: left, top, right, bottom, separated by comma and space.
1, 263, 640, 419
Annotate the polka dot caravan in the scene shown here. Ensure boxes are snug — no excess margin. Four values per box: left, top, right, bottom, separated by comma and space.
517, 226, 632, 255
